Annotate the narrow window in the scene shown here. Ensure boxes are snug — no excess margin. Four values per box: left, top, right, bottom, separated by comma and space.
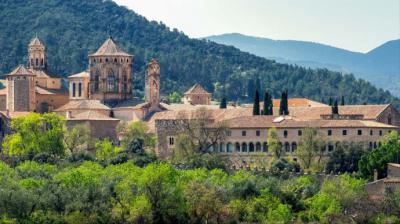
169, 137, 175, 146
328, 130, 332, 136
283, 130, 288, 138
370, 130, 373, 136
242, 130, 247, 137
357, 130, 362, 136
379, 130, 383, 136
72, 83, 76, 97
78, 83, 82, 97
342, 130, 347, 136
256, 130, 260, 137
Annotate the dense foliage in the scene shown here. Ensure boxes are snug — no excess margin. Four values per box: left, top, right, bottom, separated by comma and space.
0, 0, 399, 106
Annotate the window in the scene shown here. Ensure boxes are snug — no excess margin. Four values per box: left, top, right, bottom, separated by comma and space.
379, 130, 383, 136
241, 143, 248, 152
36, 58, 39, 66
78, 83, 82, 97
370, 130, 373, 136
226, 130, 231, 136
122, 75, 128, 93
107, 74, 116, 92
41, 58, 44, 66
256, 130, 260, 137
168, 137, 174, 146
94, 74, 100, 92
235, 143, 240, 152
284, 142, 290, 152
249, 143, 255, 152
242, 130, 247, 136
342, 130, 347, 136
357, 130, 362, 136
298, 130, 302, 136
72, 83, 76, 97
327, 130, 332, 136
256, 142, 261, 152
262, 142, 268, 152
328, 144, 334, 152
291, 142, 297, 151
283, 130, 288, 138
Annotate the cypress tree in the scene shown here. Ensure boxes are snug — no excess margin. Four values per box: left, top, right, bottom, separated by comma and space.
263, 91, 268, 115
268, 93, 273, 115
341, 96, 345, 106
328, 97, 333, 106
332, 100, 339, 115
282, 90, 289, 115
253, 89, 260, 115
219, 97, 227, 109
279, 91, 285, 115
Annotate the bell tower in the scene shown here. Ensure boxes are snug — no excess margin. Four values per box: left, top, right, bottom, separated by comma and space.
28, 33, 46, 70
145, 59, 160, 108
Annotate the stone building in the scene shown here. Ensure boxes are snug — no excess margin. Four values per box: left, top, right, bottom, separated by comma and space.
0, 34, 68, 113
152, 102, 400, 162
366, 163, 400, 200
88, 37, 133, 104
183, 84, 212, 105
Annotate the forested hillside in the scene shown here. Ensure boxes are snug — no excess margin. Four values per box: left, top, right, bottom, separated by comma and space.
0, 0, 398, 106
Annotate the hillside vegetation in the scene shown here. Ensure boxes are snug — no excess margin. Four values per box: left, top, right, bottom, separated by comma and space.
0, 0, 399, 106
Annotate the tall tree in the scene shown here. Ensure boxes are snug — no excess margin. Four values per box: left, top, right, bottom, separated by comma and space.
219, 97, 227, 109
341, 96, 345, 106
253, 89, 260, 115
328, 97, 333, 106
280, 90, 289, 115
263, 91, 269, 115
263, 91, 273, 115
296, 127, 325, 170
332, 100, 339, 115
268, 127, 283, 159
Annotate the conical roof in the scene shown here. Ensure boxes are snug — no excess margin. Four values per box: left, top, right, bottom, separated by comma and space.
184, 83, 210, 95
8, 65, 34, 76
90, 37, 132, 57
29, 33, 44, 47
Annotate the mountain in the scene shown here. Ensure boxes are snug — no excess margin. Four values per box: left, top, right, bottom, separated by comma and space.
206, 33, 400, 96
0, 0, 398, 107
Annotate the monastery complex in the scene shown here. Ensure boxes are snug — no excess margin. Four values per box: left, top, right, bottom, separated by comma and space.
0, 35, 399, 165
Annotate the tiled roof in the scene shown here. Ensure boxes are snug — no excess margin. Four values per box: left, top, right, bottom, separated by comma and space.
67, 110, 119, 121
0, 111, 31, 119
90, 37, 132, 57
223, 115, 397, 129
29, 69, 60, 78
55, 100, 110, 111
0, 87, 7, 96
69, 71, 90, 79
184, 84, 211, 95
8, 65, 34, 76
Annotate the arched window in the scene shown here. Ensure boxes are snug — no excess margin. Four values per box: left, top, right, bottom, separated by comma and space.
94, 74, 100, 92
72, 83, 76, 97
285, 142, 290, 152
256, 142, 261, 152
291, 142, 297, 152
107, 72, 116, 92
235, 142, 240, 152
114, 58, 117, 63
249, 143, 255, 152
78, 83, 82, 97
263, 142, 268, 152
41, 58, 44, 66
226, 143, 233, 153
219, 143, 225, 153
241, 142, 248, 152
36, 58, 39, 66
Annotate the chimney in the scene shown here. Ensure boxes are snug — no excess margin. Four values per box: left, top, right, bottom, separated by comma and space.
66, 111, 71, 119
374, 169, 378, 181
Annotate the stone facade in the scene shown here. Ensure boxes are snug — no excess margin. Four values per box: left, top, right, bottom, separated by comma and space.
89, 37, 133, 104
366, 163, 400, 200
6, 66, 36, 112
184, 84, 212, 105
155, 119, 186, 158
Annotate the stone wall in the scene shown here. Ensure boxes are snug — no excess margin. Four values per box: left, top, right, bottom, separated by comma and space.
388, 164, 400, 178
155, 119, 186, 158
0, 95, 6, 111
66, 119, 120, 142
377, 105, 400, 127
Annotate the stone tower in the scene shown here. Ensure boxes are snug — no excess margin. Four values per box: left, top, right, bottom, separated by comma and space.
6, 65, 36, 112
145, 59, 160, 108
88, 37, 133, 104
28, 33, 46, 70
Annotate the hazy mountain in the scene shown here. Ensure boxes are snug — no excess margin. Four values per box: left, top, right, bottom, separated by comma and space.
206, 33, 400, 95
0, 0, 398, 106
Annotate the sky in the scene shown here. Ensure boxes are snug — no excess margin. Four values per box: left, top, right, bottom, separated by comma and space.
114, 0, 400, 53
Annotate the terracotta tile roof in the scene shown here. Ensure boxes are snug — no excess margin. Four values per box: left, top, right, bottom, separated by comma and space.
242, 98, 329, 108
8, 65, 34, 76
223, 115, 397, 129
0, 111, 31, 118
90, 37, 132, 57
55, 100, 110, 111
68, 71, 90, 79
67, 110, 119, 121
184, 84, 211, 95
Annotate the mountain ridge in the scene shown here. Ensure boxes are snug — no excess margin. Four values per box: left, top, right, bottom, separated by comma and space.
206, 33, 400, 96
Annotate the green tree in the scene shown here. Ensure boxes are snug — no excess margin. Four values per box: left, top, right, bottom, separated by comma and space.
263, 91, 273, 115
253, 89, 260, 115
268, 127, 283, 159
168, 91, 182, 103
296, 127, 325, 170
326, 143, 366, 174
359, 131, 400, 179
119, 121, 156, 153
64, 124, 91, 154
2, 113, 65, 158
95, 139, 120, 161
341, 96, 345, 106
219, 97, 227, 109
